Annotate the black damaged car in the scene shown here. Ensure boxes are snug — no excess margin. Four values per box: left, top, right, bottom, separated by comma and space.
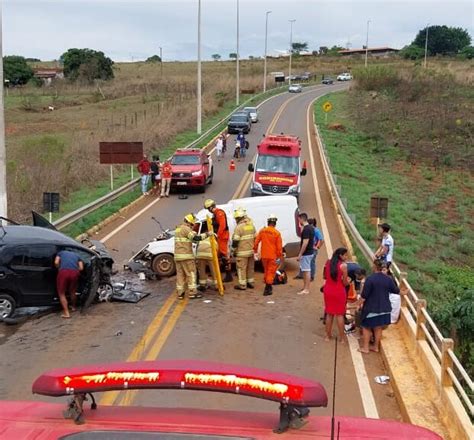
0, 212, 113, 320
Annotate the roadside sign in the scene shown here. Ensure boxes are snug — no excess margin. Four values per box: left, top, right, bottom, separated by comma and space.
99, 142, 143, 165
322, 101, 332, 113
370, 196, 389, 219
43, 192, 60, 213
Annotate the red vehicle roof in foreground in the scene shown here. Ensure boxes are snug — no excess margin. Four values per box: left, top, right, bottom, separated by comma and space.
0, 360, 442, 439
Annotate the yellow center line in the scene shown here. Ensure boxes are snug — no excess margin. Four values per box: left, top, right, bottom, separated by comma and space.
99, 293, 177, 406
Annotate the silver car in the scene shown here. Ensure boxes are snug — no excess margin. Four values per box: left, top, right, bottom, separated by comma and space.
288, 84, 303, 93
243, 107, 258, 123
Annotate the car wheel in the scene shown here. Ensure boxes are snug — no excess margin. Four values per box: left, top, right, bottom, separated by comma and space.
152, 254, 176, 277
97, 283, 114, 302
0, 294, 16, 320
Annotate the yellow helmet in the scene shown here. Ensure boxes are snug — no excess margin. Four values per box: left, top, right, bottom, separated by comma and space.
267, 214, 278, 222
233, 208, 246, 219
204, 199, 216, 209
184, 213, 196, 224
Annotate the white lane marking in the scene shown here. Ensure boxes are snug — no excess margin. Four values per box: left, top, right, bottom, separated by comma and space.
101, 197, 162, 243
305, 99, 380, 419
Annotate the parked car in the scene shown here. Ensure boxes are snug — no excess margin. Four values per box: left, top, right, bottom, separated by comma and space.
170, 148, 213, 193
337, 72, 352, 81
322, 77, 334, 85
0, 213, 113, 320
243, 106, 258, 123
227, 111, 252, 134
288, 84, 303, 93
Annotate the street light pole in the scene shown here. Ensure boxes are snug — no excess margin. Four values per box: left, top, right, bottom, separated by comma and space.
0, 4, 7, 220
236, 0, 240, 105
159, 46, 163, 78
365, 19, 371, 68
197, 0, 202, 134
263, 10, 271, 93
288, 19, 295, 86
424, 24, 429, 68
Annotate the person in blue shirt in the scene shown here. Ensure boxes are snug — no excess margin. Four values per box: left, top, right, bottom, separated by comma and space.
236, 131, 247, 158
54, 250, 84, 318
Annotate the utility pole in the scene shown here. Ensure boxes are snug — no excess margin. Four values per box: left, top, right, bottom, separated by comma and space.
0, 3, 7, 220
263, 10, 271, 93
236, 0, 240, 105
197, 0, 202, 134
365, 19, 371, 68
159, 46, 163, 78
424, 24, 429, 68
288, 19, 295, 86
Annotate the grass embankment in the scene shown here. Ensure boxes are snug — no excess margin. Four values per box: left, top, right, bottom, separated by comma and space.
314, 65, 473, 373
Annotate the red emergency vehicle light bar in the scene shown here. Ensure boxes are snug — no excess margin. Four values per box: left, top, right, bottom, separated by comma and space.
32, 360, 328, 407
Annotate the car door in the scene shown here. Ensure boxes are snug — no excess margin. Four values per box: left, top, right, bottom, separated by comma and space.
7, 244, 58, 306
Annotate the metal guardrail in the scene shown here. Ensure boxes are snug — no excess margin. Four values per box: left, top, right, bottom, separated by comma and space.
313, 122, 474, 425
54, 84, 290, 231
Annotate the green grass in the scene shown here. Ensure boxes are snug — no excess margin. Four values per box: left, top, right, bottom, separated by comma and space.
314, 91, 474, 372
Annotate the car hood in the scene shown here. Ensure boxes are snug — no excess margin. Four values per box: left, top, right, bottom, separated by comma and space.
171, 165, 200, 173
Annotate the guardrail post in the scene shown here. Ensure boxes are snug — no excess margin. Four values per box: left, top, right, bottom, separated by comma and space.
400, 271, 408, 307
440, 338, 454, 387
415, 299, 427, 340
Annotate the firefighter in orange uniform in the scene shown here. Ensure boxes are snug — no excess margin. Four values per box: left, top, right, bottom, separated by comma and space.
204, 199, 233, 282
254, 214, 283, 296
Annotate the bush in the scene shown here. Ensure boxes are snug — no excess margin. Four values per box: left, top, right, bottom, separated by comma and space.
352, 66, 400, 92
459, 45, 474, 59
400, 44, 425, 60
3, 55, 34, 85
60, 48, 114, 82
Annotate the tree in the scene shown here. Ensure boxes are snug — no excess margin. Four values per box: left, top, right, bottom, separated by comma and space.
229, 53, 237, 60
60, 48, 114, 82
413, 25, 471, 55
319, 46, 329, 55
400, 44, 425, 60
146, 55, 161, 63
3, 55, 34, 85
459, 45, 474, 59
291, 42, 308, 54
25, 57, 41, 62
327, 45, 344, 56
211, 53, 221, 61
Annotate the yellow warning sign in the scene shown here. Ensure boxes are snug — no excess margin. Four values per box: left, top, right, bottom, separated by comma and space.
323, 101, 333, 113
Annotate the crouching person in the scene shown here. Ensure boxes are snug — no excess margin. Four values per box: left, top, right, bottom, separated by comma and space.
196, 235, 217, 292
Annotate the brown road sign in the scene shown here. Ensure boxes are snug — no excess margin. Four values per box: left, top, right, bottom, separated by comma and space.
370, 196, 389, 218
99, 142, 144, 165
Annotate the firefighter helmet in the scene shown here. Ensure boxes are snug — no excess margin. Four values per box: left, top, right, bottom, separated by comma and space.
267, 214, 278, 223
204, 199, 216, 209
233, 208, 246, 219
184, 213, 196, 224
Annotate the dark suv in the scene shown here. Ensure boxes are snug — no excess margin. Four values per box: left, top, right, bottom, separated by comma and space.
0, 213, 113, 320
227, 112, 252, 134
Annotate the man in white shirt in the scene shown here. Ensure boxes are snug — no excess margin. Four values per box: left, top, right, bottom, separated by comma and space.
374, 223, 394, 270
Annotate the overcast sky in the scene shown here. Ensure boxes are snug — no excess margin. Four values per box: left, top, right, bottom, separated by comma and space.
3, 0, 473, 61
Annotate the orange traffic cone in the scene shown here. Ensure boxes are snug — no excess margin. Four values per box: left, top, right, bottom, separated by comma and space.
229, 160, 236, 171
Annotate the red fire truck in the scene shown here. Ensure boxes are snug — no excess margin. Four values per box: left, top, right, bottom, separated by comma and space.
248, 134, 307, 199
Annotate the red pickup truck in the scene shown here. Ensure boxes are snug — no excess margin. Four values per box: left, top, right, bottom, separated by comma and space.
170, 149, 214, 193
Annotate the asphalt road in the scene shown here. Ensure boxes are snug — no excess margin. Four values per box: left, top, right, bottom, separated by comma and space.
0, 84, 401, 423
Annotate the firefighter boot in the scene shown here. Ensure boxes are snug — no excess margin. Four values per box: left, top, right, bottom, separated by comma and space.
224, 270, 233, 283
263, 284, 273, 296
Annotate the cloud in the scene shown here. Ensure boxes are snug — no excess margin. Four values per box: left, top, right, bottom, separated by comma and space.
3, 0, 473, 61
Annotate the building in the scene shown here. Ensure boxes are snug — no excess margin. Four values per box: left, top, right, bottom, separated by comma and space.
338, 47, 399, 58
33, 68, 64, 85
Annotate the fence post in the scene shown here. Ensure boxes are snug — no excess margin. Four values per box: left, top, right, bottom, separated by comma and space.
400, 271, 408, 307
415, 299, 427, 340
440, 338, 454, 388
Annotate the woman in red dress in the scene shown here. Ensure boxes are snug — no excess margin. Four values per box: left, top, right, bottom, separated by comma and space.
323, 247, 349, 342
